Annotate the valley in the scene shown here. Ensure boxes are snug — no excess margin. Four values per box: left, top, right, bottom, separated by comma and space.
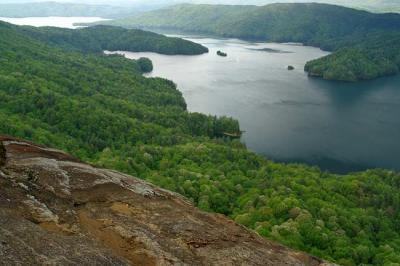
0, 4, 399, 266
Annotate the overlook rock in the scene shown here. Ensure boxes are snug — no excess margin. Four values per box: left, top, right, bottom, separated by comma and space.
0, 136, 332, 266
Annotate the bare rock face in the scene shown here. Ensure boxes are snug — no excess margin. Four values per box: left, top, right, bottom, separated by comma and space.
0, 136, 333, 266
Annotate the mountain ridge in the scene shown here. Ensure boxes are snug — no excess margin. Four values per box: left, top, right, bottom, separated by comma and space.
1, 1, 399, 15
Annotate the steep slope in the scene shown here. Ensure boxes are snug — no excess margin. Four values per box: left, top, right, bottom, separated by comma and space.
99, 3, 400, 81
0, 20, 232, 159
0, 136, 332, 265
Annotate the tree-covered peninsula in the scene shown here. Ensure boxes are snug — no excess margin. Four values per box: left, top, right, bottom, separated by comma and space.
0, 22, 399, 265
98, 3, 400, 81
18, 24, 208, 55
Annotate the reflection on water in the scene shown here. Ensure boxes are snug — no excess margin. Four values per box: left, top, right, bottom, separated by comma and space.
110, 36, 400, 173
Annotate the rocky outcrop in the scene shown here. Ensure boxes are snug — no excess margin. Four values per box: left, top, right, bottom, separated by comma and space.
0, 136, 334, 266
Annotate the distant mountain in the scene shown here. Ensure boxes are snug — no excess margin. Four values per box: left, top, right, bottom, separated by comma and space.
191, 0, 400, 13
2, 1, 399, 16
161, 0, 400, 13
97, 3, 400, 81
0, 2, 136, 18
302, 0, 400, 13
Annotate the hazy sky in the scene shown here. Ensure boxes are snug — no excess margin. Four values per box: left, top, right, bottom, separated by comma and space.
0, 0, 362, 5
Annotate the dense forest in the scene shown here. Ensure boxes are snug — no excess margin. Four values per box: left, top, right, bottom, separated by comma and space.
305, 32, 400, 81
0, 22, 399, 266
16, 24, 208, 55
97, 3, 400, 81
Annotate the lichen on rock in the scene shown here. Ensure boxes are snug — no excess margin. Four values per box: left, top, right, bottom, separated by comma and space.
0, 136, 331, 266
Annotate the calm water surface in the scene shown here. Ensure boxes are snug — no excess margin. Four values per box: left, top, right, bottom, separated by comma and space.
2, 17, 399, 172
109, 36, 400, 173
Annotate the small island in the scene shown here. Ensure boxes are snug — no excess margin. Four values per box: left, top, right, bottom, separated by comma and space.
287, 65, 295, 70
217, 50, 227, 57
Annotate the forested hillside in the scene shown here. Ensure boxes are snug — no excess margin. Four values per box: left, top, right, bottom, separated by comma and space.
100, 3, 400, 81
15, 24, 208, 55
305, 32, 400, 81
193, 0, 400, 13
0, 22, 399, 266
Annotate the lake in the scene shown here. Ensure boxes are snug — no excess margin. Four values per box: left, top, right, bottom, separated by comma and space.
3, 17, 400, 173
108, 37, 400, 173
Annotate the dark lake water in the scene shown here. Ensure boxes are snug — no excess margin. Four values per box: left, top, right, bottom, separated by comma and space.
0, 17, 400, 175
0, 17, 400, 172
2, 16, 398, 173
109, 36, 400, 173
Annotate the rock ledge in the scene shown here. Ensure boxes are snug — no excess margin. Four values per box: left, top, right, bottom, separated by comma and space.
0, 136, 333, 266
